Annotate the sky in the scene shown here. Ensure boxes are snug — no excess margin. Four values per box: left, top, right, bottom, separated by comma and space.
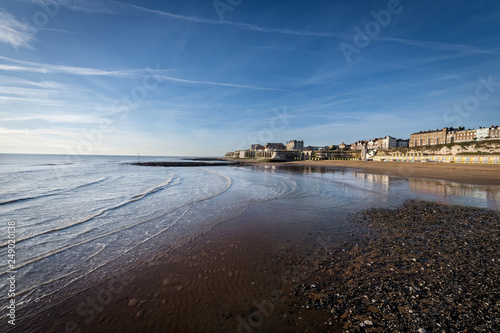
0, 0, 499, 156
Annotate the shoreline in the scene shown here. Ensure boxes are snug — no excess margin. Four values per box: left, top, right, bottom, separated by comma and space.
133, 158, 500, 186
7, 163, 500, 332
244, 160, 500, 186
13, 200, 500, 332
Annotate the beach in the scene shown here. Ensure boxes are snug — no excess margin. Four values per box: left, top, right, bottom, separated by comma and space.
3, 158, 500, 332
17, 199, 500, 333
251, 160, 500, 186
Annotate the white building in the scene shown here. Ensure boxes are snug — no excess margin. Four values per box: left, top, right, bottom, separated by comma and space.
286, 140, 304, 151
381, 136, 397, 149
476, 127, 490, 141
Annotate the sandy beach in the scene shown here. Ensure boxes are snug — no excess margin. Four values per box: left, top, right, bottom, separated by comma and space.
251, 160, 500, 186
9, 163, 500, 333
15, 200, 500, 332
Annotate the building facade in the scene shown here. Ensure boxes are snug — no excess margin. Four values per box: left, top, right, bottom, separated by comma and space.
489, 126, 500, 139
250, 144, 264, 151
396, 139, 409, 147
476, 127, 490, 141
381, 136, 397, 149
367, 139, 377, 150
409, 126, 500, 146
410, 127, 461, 147
351, 140, 367, 150
285, 140, 304, 151
454, 128, 476, 143
264, 142, 285, 150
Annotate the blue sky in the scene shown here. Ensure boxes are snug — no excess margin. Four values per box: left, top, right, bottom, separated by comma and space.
0, 0, 499, 156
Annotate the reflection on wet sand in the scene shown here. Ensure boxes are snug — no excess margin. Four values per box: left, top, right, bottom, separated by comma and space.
352, 172, 391, 188
251, 165, 500, 210
409, 178, 500, 208
252, 164, 350, 175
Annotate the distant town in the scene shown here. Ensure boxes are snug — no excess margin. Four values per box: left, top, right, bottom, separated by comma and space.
226, 125, 500, 161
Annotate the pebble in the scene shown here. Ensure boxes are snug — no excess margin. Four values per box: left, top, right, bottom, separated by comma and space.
283, 200, 500, 333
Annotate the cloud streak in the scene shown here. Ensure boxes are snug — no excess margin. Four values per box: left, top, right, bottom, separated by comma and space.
116, 3, 500, 57
15, 0, 116, 14
0, 10, 36, 48
122, 3, 346, 38
0, 56, 173, 77
0, 56, 286, 91
14, 2, 500, 58
0, 114, 102, 124
157, 75, 290, 92
376, 36, 500, 55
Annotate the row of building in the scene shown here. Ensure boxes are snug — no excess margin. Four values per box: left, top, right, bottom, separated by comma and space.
349, 136, 409, 151
227, 125, 500, 158
346, 125, 500, 150
409, 126, 500, 147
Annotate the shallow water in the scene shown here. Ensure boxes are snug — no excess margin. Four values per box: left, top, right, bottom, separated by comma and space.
0, 154, 499, 320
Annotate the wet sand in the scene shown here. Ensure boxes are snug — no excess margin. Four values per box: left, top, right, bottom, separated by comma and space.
16, 200, 358, 333
250, 160, 500, 186
9, 164, 500, 333
13, 199, 500, 333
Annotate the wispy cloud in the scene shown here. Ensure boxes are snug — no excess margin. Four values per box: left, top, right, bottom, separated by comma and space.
376, 36, 500, 55
0, 55, 286, 91
0, 10, 36, 48
15, 0, 116, 14
0, 63, 139, 76
0, 126, 77, 137
157, 75, 290, 92
0, 76, 70, 90
0, 56, 173, 77
43, 27, 84, 36
118, 3, 500, 58
0, 114, 102, 124
121, 3, 346, 38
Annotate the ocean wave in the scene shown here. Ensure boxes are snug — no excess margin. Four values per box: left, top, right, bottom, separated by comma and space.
0, 178, 174, 248
0, 177, 112, 206
34, 163, 74, 166
0, 171, 232, 273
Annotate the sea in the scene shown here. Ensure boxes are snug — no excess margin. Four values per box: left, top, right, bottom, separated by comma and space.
1, 153, 499, 322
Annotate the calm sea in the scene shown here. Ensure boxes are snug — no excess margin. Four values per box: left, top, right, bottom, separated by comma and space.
1, 153, 499, 319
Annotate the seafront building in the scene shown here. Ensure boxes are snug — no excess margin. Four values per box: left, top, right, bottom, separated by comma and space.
410, 125, 500, 147
410, 128, 452, 147
286, 140, 304, 151
250, 144, 264, 151
225, 124, 499, 161
264, 143, 285, 150
490, 126, 500, 139
396, 138, 409, 147
338, 142, 350, 150
351, 136, 408, 151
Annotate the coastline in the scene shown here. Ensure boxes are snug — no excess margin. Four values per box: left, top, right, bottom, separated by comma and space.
246, 160, 500, 186
8, 162, 500, 332
14, 199, 500, 332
